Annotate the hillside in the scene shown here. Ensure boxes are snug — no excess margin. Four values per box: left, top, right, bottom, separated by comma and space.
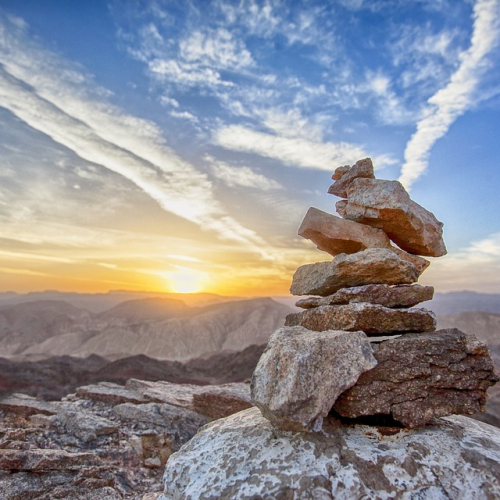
0, 297, 291, 361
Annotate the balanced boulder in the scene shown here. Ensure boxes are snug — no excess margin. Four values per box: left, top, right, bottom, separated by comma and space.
250, 326, 376, 432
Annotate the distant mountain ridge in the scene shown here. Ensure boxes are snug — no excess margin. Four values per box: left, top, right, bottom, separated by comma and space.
0, 296, 291, 361
429, 291, 500, 315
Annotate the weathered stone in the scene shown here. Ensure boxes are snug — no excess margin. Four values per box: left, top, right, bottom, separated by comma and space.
0, 448, 100, 472
160, 407, 500, 500
296, 284, 434, 309
333, 329, 500, 427
54, 409, 118, 443
76, 381, 148, 405
336, 178, 447, 257
250, 326, 376, 432
290, 248, 419, 296
328, 158, 374, 197
125, 379, 251, 420
390, 246, 430, 274
331, 164, 350, 180
298, 207, 391, 255
286, 303, 436, 335
0, 393, 58, 417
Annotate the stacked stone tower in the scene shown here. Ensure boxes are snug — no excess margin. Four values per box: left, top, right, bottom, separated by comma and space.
251, 158, 498, 431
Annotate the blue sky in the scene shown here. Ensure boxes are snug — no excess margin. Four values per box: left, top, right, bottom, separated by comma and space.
0, 0, 500, 295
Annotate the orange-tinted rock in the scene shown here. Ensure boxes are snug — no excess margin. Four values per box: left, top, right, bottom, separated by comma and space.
290, 248, 419, 297
298, 207, 391, 255
285, 303, 436, 335
328, 158, 375, 198
333, 329, 500, 427
336, 178, 446, 257
295, 284, 434, 309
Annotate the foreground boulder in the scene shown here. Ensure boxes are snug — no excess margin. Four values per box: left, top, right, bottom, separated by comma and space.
296, 284, 434, 309
336, 178, 447, 257
290, 248, 419, 296
160, 407, 500, 499
250, 326, 376, 431
334, 329, 499, 427
285, 303, 436, 335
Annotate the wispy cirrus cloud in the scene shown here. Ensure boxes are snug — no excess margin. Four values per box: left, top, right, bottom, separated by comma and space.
399, 0, 500, 189
0, 12, 270, 253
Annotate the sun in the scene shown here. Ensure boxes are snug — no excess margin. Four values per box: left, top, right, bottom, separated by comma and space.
164, 268, 205, 294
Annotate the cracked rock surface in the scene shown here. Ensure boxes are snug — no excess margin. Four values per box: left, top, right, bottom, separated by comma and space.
160, 407, 500, 500
333, 329, 500, 427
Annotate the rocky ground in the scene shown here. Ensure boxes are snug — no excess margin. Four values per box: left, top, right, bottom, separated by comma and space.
0, 380, 252, 499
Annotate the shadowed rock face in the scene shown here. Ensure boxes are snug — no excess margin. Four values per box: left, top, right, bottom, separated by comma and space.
159, 407, 500, 500
296, 284, 434, 309
250, 326, 376, 431
333, 329, 500, 427
290, 248, 419, 296
335, 178, 447, 257
285, 303, 436, 335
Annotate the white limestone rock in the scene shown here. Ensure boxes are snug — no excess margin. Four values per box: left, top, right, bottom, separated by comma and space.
160, 407, 500, 500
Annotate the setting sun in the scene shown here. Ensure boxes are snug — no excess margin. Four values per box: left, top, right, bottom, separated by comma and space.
163, 267, 206, 294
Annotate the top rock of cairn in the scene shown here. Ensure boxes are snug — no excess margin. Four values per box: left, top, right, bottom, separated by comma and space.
251, 158, 498, 432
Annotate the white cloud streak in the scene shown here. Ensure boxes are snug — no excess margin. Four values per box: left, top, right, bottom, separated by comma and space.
215, 124, 395, 171
0, 14, 269, 253
399, 0, 500, 189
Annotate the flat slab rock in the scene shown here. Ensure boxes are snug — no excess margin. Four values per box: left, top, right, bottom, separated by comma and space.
159, 407, 500, 500
336, 178, 447, 257
290, 248, 419, 296
296, 284, 434, 309
334, 329, 500, 427
298, 206, 390, 255
251, 326, 376, 432
286, 303, 436, 335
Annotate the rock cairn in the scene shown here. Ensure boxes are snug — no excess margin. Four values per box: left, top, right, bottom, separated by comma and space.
251, 158, 499, 431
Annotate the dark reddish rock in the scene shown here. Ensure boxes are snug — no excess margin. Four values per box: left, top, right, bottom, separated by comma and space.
336, 178, 447, 257
286, 303, 436, 335
76, 382, 148, 405
290, 248, 419, 297
328, 158, 375, 198
0, 394, 58, 417
296, 284, 434, 309
333, 329, 500, 427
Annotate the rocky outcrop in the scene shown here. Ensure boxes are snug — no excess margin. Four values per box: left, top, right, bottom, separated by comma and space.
296, 283, 434, 309
327, 157, 375, 197
290, 248, 419, 296
160, 407, 500, 499
285, 303, 436, 335
0, 379, 251, 499
250, 326, 376, 431
335, 178, 447, 256
333, 329, 499, 427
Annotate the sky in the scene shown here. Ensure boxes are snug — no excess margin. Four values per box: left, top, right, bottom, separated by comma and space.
0, 0, 500, 297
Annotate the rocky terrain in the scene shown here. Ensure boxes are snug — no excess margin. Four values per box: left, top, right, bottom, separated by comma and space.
0, 380, 252, 499
0, 297, 290, 361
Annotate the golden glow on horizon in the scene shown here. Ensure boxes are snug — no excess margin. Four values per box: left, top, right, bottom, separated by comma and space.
163, 267, 206, 294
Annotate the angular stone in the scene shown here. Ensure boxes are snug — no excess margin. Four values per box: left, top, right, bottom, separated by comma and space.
286, 303, 436, 335
0, 393, 58, 417
54, 409, 118, 442
250, 326, 376, 432
331, 164, 350, 180
125, 379, 251, 420
160, 408, 500, 500
76, 382, 148, 405
296, 284, 434, 309
336, 178, 447, 257
390, 247, 430, 274
298, 207, 391, 255
0, 449, 100, 472
290, 248, 419, 296
333, 329, 500, 427
328, 158, 375, 197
